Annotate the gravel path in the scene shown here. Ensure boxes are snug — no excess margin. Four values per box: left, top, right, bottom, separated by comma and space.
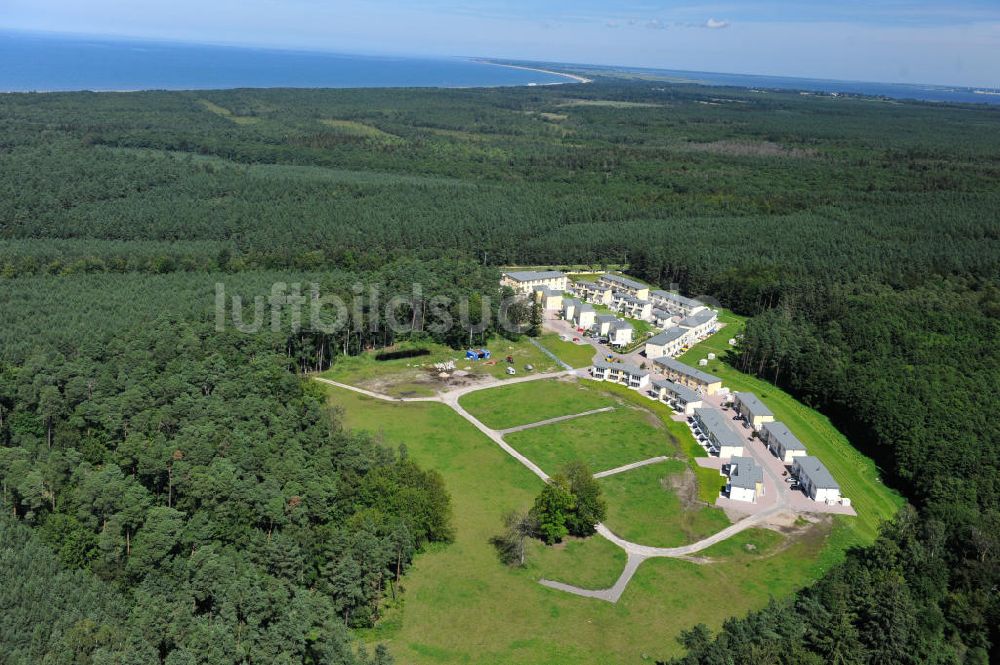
498, 406, 614, 435
593, 456, 670, 478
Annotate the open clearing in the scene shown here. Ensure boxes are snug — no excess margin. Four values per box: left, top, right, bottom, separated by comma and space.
504, 406, 673, 476
328, 386, 838, 665
320, 337, 562, 398
198, 99, 260, 124
319, 118, 403, 142
599, 460, 731, 548
458, 377, 611, 429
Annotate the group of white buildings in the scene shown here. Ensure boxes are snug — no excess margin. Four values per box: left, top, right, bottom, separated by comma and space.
502, 269, 719, 353
501, 270, 643, 348
500, 269, 844, 508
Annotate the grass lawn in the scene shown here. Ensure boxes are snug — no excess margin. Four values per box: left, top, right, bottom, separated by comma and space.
581, 380, 725, 504
325, 384, 840, 665
459, 378, 612, 430
504, 406, 674, 476
599, 460, 731, 548
520, 536, 627, 589
319, 337, 562, 398
679, 310, 904, 545
536, 333, 597, 368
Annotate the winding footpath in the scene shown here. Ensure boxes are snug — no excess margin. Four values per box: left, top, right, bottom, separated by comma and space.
314, 368, 787, 604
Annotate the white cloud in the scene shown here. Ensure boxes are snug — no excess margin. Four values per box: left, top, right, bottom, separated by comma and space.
705, 18, 730, 29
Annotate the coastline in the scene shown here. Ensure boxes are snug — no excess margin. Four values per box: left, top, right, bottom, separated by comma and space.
474, 59, 593, 85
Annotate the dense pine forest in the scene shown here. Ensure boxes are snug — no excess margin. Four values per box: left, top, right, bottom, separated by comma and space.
1, 78, 998, 663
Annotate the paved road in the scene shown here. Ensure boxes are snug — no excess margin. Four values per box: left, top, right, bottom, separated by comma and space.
593, 456, 670, 479
498, 406, 614, 435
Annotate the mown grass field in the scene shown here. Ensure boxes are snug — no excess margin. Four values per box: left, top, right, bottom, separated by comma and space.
504, 406, 672, 475
679, 310, 904, 545
581, 380, 725, 504
458, 377, 610, 430
326, 385, 837, 665
599, 460, 731, 547
536, 332, 597, 368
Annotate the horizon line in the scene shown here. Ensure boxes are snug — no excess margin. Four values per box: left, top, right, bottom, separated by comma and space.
1, 26, 995, 93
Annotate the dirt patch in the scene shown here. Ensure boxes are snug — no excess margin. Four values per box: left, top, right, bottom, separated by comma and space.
682, 140, 817, 159
664, 467, 699, 510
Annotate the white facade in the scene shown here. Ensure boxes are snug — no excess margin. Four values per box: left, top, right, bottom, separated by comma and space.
760, 422, 808, 463
726, 456, 764, 503
599, 274, 650, 300
573, 281, 614, 305
608, 321, 634, 347
591, 360, 650, 389
651, 379, 703, 415
733, 392, 775, 431
573, 305, 596, 330
649, 290, 706, 317
677, 309, 719, 340
612, 292, 653, 321
644, 327, 691, 360
792, 456, 841, 502
533, 287, 563, 311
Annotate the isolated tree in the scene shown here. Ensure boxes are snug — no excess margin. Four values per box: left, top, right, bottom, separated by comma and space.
531, 475, 575, 545
562, 461, 607, 537
491, 509, 539, 566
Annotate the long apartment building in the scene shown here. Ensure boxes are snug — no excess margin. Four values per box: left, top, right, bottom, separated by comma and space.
677, 309, 718, 339
694, 407, 744, 459
792, 456, 841, 503
649, 290, 706, 317
733, 392, 775, 431
653, 357, 723, 395
644, 327, 691, 359
651, 378, 703, 415
611, 291, 653, 321
599, 274, 649, 300
572, 280, 614, 306
591, 359, 650, 389
760, 421, 808, 463
501, 270, 568, 295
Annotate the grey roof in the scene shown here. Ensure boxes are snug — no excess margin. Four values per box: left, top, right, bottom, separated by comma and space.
534, 286, 562, 297
596, 314, 618, 324
600, 273, 648, 291
652, 308, 673, 321
678, 309, 717, 328
610, 320, 633, 333
647, 327, 688, 346
735, 392, 774, 418
505, 270, 565, 282
762, 421, 806, 452
652, 378, 701, 404
576, 281, 611, 292
576, 302, 595, 313
654, 357, 722, 385
594, 359, 649, 377
562, 297, 580, 309
794, 456, 839, 490
650, 290, 703, 308
614, 292, 651, 305
694, 408, 744, 448
729, 456, 764, 490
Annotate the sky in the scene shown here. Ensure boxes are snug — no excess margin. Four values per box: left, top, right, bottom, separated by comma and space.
3, 1, 999, 87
